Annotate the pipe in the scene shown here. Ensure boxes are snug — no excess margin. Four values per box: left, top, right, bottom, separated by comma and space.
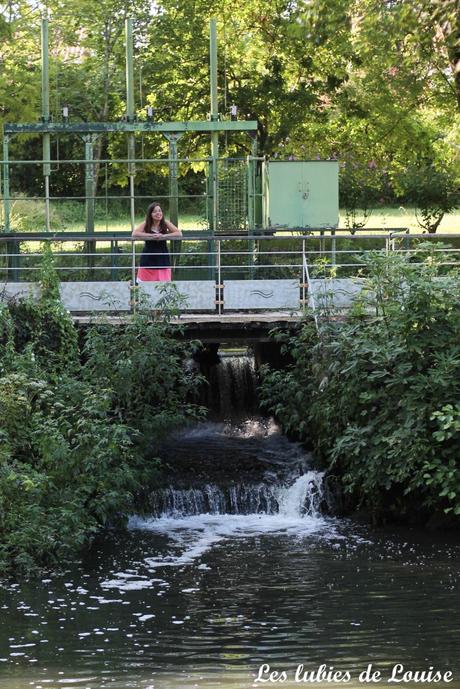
209, 19, 219, 236
41, 16, 51, 229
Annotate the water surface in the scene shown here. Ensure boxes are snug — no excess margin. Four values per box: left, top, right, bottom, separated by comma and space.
0, 421, 458, 689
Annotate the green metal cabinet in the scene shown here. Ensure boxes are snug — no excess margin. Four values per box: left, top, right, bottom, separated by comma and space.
267, 160, 339, 229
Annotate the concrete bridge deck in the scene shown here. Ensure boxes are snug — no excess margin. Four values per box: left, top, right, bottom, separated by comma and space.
73, 311, 302, 343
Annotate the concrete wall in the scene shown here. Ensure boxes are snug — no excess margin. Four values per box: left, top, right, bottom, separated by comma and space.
1, 278, 368, 313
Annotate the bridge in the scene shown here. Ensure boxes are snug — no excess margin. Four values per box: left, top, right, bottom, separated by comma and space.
1, 230, 459, 349
2, 16, 459, 349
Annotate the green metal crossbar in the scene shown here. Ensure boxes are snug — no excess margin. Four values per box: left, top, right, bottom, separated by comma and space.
3, 121, 258, 135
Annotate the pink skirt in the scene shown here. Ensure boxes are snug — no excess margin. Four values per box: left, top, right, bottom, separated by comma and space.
137, 267, 172, 282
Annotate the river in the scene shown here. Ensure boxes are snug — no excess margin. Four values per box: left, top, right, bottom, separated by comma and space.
0, 415, 459, 689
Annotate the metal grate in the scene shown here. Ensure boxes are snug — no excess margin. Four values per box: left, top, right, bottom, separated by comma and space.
217, 159, 247, 233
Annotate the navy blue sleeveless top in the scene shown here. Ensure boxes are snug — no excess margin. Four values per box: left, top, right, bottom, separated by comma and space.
140, 236, 170, 268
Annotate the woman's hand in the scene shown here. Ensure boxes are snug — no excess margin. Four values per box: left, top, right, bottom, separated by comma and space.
165, 220, 182, 238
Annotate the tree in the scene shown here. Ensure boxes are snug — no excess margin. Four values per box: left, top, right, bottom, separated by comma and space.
0, 2, 42, 124
1, 0, 459, 205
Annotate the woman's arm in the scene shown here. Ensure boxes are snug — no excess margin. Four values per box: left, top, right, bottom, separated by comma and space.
132, 221, 163, 240
165, 220, 182, 238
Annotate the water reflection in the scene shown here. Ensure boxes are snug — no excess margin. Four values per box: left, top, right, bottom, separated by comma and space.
0, 421, 458, 689
1, 523, 459, 689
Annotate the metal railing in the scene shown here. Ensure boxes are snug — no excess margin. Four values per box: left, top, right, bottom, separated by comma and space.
1, 231, 459, 314
1, 231, 459, 280
0, 156, 265, 235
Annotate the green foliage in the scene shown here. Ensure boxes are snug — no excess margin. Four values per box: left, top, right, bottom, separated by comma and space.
0, 255, 204, 576
0, 373, 137, 574
395, 163, 459, 233
83, 285, 206, 446
0, 304, 16, 374
0, 6, 41, 124
260, 248, 460, 522
4, 244, 79, 374
3, 0, 459, 207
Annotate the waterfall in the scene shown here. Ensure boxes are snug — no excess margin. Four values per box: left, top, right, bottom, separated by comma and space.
119, 468, 333, 582
152, 374, 327, 522
148, 471, 325, 518
199, 352, 259, 418
109, 355, 333, 586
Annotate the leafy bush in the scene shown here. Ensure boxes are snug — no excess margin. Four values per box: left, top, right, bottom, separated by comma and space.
83, 286, 206, 448
260, 248, 460, 523
0, 255, 204, 575
0, 373, 137, 573
4, 244, 79, 374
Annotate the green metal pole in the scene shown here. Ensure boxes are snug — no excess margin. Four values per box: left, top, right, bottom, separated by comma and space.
247, 138, 258, 277
2, 134, 10, 233
251, 135, 258, 230
125, 19, 136, 230
84, 136, 95, 233
247, 155, 255, 278
125, 19, 135, 124
41, 18, 50, 126
168, 135, 179, 227
2, 132, 18, 280
166, 133, 182, 271
209, 19, 219, 278
210, 19, 218, 119
84, 135, 96, 276
209, 19, 219, 223
41, 17, 51, 232
262, 159, 269, 230
247, 155, 254, 234
125, 18, 137, 297
210, 18, 219, 229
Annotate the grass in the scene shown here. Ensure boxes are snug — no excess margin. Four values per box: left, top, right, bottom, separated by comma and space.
339, 207, 460, 233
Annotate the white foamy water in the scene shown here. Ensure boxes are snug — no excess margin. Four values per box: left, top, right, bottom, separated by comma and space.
102, 473, 340, 590
146, 471, 326, 518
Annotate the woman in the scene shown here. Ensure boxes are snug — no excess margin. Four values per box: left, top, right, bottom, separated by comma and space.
132, 202, 182, 282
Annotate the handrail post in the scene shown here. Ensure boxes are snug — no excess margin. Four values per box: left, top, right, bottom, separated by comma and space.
302, 238, 306, 309
303, 252, 319, 332
217, 238, 222, 314
131, 239, 137, 313
331, 229, 336, 269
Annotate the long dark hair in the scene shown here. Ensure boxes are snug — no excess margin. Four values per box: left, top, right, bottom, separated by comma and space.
144, 202, 168, 234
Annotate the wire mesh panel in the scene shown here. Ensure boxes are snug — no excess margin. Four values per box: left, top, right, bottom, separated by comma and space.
217, 159, 248, 233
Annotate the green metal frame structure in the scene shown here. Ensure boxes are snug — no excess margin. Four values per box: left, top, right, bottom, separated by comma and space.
1, 17, 259, 239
